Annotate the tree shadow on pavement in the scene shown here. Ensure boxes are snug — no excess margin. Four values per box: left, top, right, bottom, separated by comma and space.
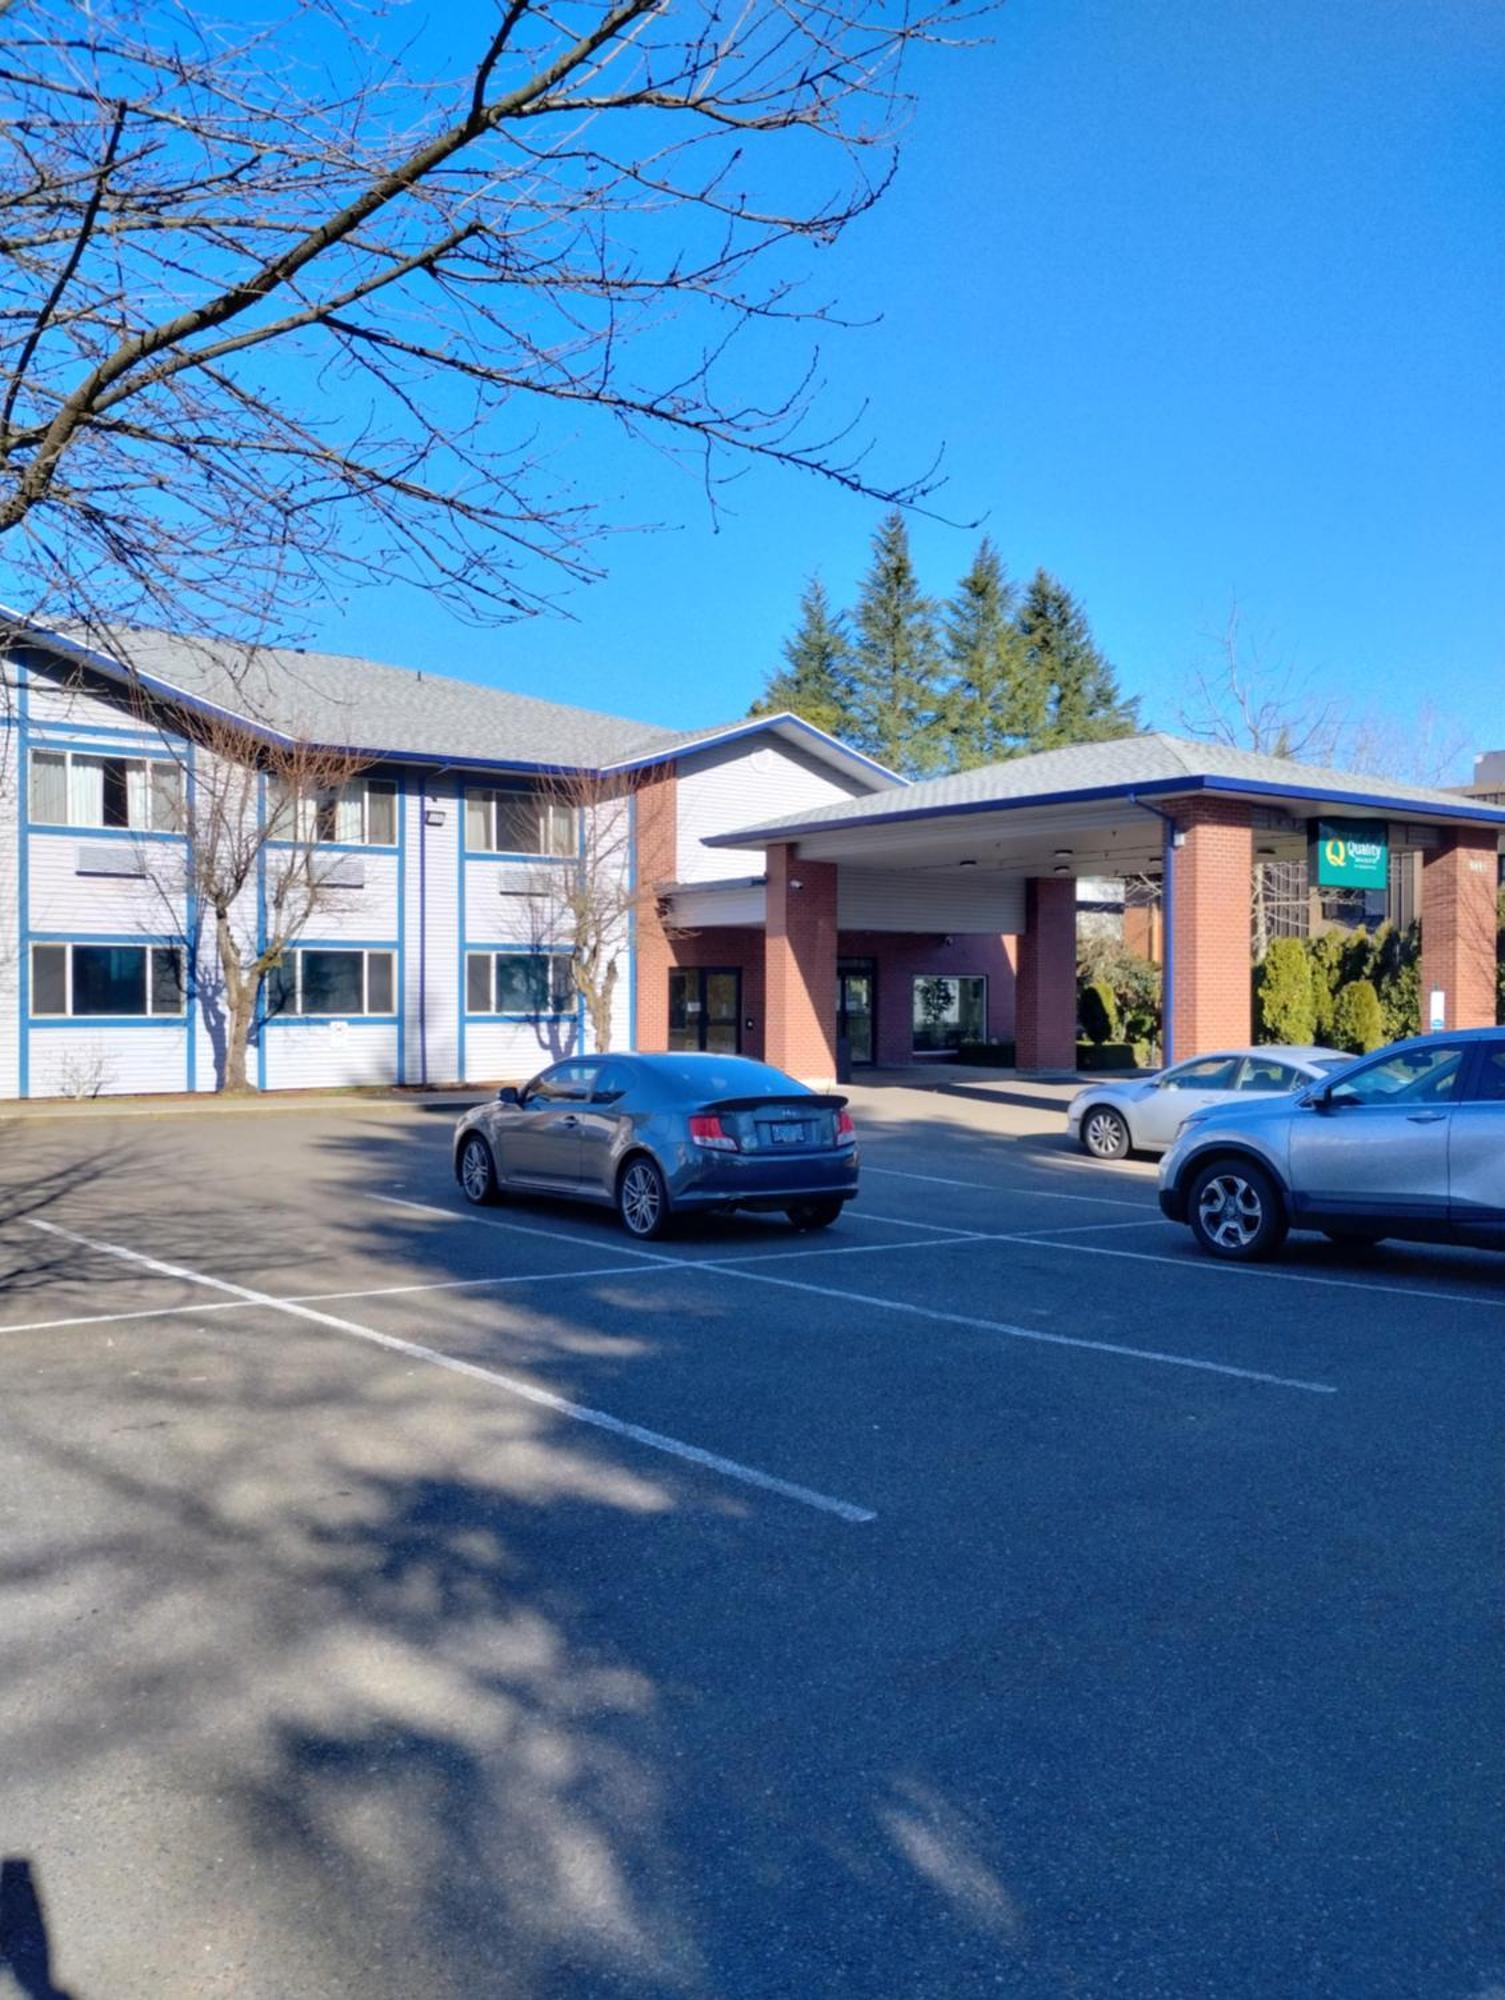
0, 1858, 75, 2000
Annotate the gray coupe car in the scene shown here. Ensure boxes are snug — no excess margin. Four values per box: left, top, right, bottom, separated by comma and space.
1067, 1046, 1351, 1159
453, 1051, 859, 1240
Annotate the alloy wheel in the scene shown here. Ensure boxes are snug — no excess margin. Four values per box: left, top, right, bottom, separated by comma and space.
460, 1137, 494, 1203
1196, 1172, 1263, 1251
620, 1161, 663, 1236
1083, 1109, 1128, 1159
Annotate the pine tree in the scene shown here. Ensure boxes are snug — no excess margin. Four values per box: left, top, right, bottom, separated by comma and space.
748, 576, 851, 738
942, 537, 1032, 768
1015, 569, 1140, 750
846, 511, 947, 776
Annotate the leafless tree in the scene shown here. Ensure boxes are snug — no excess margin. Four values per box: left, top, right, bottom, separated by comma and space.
0, 0, 978, 646
145, 715, 374, 1091
523, 766, 649, 1054
1178, 602, 1347, 766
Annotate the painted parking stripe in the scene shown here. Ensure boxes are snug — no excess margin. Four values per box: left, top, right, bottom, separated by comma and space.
29, 1220, 876, 1524
861, 1165, 1152, 1210
690, 1258, 1338, 1395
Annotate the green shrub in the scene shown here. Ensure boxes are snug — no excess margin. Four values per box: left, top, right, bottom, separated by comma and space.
1076, 1040, 1145, 1072
1078, 977, 1119, 1045
1332, 978, 1386, 1054
1077, 939, 1162, 1048
1374, 921, 1420, 1042
1307, 930, 1347, 1039
1255, 937, 1316, 1045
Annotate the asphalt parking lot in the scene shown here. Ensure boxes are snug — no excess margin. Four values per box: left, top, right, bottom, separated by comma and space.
1, 1081, 1500, 2000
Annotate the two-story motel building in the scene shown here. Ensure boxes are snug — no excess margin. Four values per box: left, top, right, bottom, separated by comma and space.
2, 618, 1501, 1100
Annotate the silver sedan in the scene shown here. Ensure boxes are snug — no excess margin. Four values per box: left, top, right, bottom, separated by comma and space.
453, 1051, 859, 1240
1067, 1046, 1350, 1160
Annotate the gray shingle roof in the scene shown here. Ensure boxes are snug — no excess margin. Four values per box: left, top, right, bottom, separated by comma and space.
716, 730, 1505, 841
46, 623, 684, 768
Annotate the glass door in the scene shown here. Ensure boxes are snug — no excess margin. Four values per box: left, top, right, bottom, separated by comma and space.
837, 958, 876, 1066
668, 968, 742, 1053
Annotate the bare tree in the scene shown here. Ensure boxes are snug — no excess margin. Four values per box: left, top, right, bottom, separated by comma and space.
524, 766, 647, 1054
0, 0, 977, 643
1178, 602, 1347, 766
147, 717, 374, 1091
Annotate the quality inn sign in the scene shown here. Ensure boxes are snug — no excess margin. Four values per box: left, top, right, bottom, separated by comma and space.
1308, 818, 1389, 890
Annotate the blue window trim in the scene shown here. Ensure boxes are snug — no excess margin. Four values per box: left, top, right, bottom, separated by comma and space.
395, 777, 407, 1085
27, 938, 189, 1026
283, 936, 401, 952
30, 929, 185, 945
263, 1014, 400, 1029
464, 1011, 576, 1024
264, 838, 400, 856
29, 1016, 187, 1032
461, 847, 575, 865
184, 740, 197, 1091
456, 806, 467, 1082
28, 735, 182, 760
16, 665, 30, 1095
23, 716, 183, 745
263, 942, 400, 1026
26, 822, 186, 844
255, 774, 268, 1092
462, 943, 574, 1029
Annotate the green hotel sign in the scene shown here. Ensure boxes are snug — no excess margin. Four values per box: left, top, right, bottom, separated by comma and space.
1309, 818, 1389, 890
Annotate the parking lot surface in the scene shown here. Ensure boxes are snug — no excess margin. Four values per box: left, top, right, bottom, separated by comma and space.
0, 1080, 1499, 1999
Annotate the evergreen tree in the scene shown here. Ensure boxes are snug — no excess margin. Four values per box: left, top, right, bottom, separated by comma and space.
942, 537, 1033, 768
748, 576, 851, 738
1015, 569, 1140, 750
846, 511, 947, 776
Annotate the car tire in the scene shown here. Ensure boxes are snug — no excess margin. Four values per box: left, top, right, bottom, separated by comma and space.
1080, 1106, 1131, 1161
785, 1197, 845, 1232
1187, 1157, 1289, 1262
457, 1134, 499, 1206
618, 1156, 672, 1241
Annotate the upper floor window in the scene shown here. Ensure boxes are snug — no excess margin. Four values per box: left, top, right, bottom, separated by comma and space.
465, 786, 574, 858
267, 777, 398, 847
30, 749, 184, 833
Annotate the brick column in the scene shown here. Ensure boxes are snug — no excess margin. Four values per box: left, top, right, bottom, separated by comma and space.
1421, 828, 1499, 1032
765, 843, 838, 1082
1168, 797, 1253, 1059
1015, 876, 1078, 1073
631, 766, 677, 1052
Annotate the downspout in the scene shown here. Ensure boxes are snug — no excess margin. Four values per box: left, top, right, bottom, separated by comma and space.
1128, 794, 1184, 1067
418, 774, 429, 1088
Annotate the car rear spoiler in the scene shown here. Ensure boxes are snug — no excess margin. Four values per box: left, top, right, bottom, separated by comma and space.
705, 1094, 849, 1114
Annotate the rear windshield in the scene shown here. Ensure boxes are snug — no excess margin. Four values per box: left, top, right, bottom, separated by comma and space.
651, 1058, 805, 1099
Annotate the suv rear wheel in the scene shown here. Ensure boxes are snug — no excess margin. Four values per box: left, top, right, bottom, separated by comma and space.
1187, 1157, 1288, 1262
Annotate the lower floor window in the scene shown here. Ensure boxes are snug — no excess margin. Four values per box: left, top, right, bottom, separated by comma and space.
31, 942, 185, 1018
267, 947, 395, 1018
466, 950, 573, 1016
912, 974, 986, 1053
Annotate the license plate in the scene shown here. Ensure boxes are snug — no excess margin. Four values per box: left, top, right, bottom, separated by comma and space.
770, 1123, 806, 1145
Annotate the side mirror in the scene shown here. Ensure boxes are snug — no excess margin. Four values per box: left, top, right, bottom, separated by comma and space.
496, 1085, 521, 1107
1302, 1084, 1333, 1112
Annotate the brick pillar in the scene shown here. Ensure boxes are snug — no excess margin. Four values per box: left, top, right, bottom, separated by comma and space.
1421, 828, 1499, 1032
1015, 877, 1078, 1073
765, 843, 838, 1082
632, 766, 677, 1052
1168, 798, 1253, 1059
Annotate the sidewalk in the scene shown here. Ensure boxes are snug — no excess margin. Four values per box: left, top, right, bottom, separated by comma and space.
0, 1083, 495, 1123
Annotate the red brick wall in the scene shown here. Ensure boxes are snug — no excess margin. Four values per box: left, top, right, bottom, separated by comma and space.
1421, 829, 1499, 1031
1168, 797, 1253, 1058
658, 926, 767, 1056
1015, 876, 1078, 1071
839, 930, 1016, 1065
632, 766, 678, 1052
765, 844, 839, 1080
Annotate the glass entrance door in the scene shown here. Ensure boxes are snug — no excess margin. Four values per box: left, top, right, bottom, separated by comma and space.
837, 958, 876, 1067
668, 968, 742, 1053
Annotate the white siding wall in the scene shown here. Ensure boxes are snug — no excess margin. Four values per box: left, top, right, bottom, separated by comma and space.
674, 737, 872, 883
28, 1026, 188, 1099
27, 832, 188, 936
262, 1021, 400, 1090
405, 774, 460, 1087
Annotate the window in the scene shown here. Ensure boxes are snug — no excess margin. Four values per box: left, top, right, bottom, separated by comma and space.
29, 749, 183, 832
1464, 1046, 1505, 1103
1235, 1058, 1303, 1093
464, 786, 575, 857
30, 943, 185, 1018
265, 948, 396, 1018
1161, 1057, 1242, 1091
465, 951, 574, 1016
526, 1061, 597, 1104
1328, 1043, 1466, 1108
912, 975, 986, 1054
266, 778, 398, 847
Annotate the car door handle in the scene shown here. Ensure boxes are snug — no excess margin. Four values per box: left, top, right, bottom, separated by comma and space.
558, 1114, 579, 1128
1407, 1111, 1446, 1124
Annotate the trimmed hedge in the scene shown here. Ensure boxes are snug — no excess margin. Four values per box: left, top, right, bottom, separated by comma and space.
956, 1040, 1017, 1068
1077, 1040, 1151, 1072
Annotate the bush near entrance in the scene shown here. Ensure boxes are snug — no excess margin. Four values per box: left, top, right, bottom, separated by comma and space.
1254, 937, 1317, 1045
1079, 978, 1119, 1045
1331, 978, 1386, 1053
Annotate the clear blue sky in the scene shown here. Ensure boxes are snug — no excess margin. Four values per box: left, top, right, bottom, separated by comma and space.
314, 0, 1505, 768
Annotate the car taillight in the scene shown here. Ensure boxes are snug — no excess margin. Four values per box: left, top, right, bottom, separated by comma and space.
835, 1108, 856, 1144
689, 1114, 739, 1152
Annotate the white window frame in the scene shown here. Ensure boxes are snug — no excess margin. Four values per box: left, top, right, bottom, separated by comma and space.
464, 786, 576, 859
266, 778, 399, 849
30, 941, 186, 1019
267, 947, 397, 1018
465, 949, 575, 1018
28, 747, 184, 833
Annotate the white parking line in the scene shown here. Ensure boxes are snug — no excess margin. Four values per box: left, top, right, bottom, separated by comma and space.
691, 1259, 1338, 1395
29, 1220, 877, 1524
861, 1165, 1152, 1210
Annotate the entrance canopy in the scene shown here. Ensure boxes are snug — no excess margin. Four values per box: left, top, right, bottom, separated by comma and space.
702, 732, 1505, 1077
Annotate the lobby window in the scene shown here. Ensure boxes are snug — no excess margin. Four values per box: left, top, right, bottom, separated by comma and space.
912, 974, 986, 1054
31, 942, 186, 1018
